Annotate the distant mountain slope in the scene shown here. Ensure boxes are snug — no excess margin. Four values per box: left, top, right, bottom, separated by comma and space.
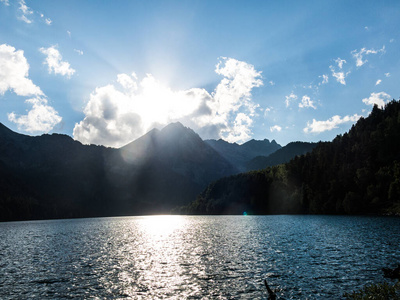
121, 122, 237, 187
245, 142, 318, 171
0, 122, 237, 221
184, 101, 400, 216
205, 138, 281, 171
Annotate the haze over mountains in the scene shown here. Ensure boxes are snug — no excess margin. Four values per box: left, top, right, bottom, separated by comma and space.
0, 121, 312, 221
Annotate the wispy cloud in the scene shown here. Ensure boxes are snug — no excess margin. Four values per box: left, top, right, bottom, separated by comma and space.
351, 46, 385, 67
263, 107, 271, 117
18, 0, 33, 23
320, 74, 328, 85
328, 57, 350, 85
74, 49, 83, 56
329, 66, 350, 85
270, 125, 282, 132
304, 114, 361, 134
335, 58, 346, 69
73, 58, 263, 147
39, 46, 76, 78
299, 95, 316, 109
375, 79, 382, 86
285, 92, 297, 107
362, 92, 391, 108
0, 0, 10, 6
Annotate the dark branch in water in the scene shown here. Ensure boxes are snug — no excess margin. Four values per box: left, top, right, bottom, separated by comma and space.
264, 279, 277, 300
382, 265, 400, 279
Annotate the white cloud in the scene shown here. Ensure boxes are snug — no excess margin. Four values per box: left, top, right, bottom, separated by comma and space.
335, 58, 346, 69
45, 18, 52, 25
385, 72, 390, 77
117, 73, 137, 92
263, 107, 271, 117
0, 0, 10, 6
375, 79, 382, 86
270, 125, 282, 132
285, 92, 297, 107
329, 65, 350, 85
0, 44, 61, 133
0, 44, 43, 96
74, 57, 263, 147
299, 95, 316, 109
351, 46, 385, 67
19, 15, 32, 24
320, 74, 328, 85
224, 113, 253, 142
362, 92, 391, 108
8, 97, 62, 133
67, 31, 71, 37
390, 39, 395, 43
304, 114, 361, 134
18, 0, 33, 23
74, 49, 84, 55
269, 81, 275, 86
39, 46, 76, 78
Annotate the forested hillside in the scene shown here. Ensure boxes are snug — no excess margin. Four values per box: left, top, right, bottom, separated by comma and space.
184, 100, 400, 215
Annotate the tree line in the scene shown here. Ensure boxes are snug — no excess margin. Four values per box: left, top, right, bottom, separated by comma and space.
183, 100, 400, 215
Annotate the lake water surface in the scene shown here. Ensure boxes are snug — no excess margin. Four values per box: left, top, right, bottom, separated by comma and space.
1, 215, 399, 299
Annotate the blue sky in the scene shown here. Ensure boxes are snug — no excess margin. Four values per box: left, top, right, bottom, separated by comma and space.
0, 0, 399, 147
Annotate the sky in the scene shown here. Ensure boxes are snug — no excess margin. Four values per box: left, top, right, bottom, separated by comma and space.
0, 0, 399, 147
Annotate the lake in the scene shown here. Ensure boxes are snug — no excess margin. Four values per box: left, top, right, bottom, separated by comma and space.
0, 215, 399, 299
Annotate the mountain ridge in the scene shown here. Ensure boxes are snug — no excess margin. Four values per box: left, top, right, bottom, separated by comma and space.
245, 141, 318, 171
0, 120, 320, 221
0, 122, 234, 221
205, 137, 282, 172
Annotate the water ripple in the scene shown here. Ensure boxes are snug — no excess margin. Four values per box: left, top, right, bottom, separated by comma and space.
0, 215, 399, 299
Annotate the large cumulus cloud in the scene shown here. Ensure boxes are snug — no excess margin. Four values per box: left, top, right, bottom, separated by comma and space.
73, 57, 263, 147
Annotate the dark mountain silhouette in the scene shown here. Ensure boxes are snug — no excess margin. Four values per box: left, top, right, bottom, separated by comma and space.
205, 138, 281, 171
120, 122, 237, 187
0, 122, 236, 221
183, 100, 400, 216
245, 142, 318, 171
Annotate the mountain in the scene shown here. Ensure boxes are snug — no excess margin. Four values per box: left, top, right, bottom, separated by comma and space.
0, 122, 236, 221
110, 122, 238, 213
245, 142, 318, 171
183, 101, 400, 216
120, 122, 237, 187
205, 138, 281, 171
0, 123, 112, 220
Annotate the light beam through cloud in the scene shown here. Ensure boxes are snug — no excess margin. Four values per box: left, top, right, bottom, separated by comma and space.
73, 57, 263, 147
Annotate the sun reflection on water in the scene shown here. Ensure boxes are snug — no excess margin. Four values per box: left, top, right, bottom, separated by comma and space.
123, 215, 194, 298
137, 215, 186, 238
